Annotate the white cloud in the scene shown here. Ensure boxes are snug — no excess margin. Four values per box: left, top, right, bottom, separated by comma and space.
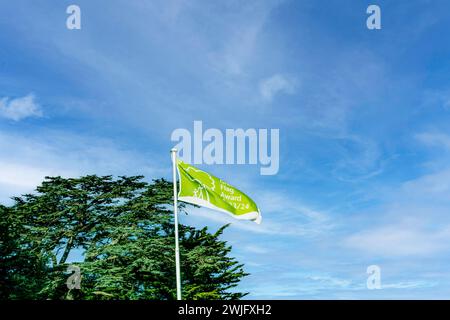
0, 130, 165, 204
207, 1, 283, 77
241, 244, 270, 254
0, 94, 43, 121
381, 281, 436, 290
247, 272, 435, 298
421, 89, 450, 111
401, 168, 450, 200
247, 272, 356, 298
416, 132, 450, 150
342, 130, 450, 258
0, 162, 69, 189
307, 275, 352, 288
0, 162, 75, 205
331, 134, 384, 182
344, 225, 450, 257
343, 170, 450, 257
183, 190, 334, 238
259, 74, 297, 102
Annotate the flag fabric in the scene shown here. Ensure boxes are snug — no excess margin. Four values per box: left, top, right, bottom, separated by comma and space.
176, 160, 262, 224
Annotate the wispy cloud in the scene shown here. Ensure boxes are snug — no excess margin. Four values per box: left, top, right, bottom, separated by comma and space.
207, 0, 284, 77
306, 275, 352, 288
0, 130, 165, 203
184, 189, 334, 238
416, 132, 450, 150
241, 244, 270, 254
343, 134, 450, 257
246, 272, 357, 298
344, 225, 450, 257
0, 162, 68, 189
331, 134, 384, 182
381, 281, 436, 290
259, 74, 297, 103
0, 94, 42, 121
421, 89, 450, 111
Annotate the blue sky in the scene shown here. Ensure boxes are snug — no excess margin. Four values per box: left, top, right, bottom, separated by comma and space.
1, 0, 450, 299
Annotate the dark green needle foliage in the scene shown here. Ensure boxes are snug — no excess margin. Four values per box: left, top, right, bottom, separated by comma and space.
0, 176, 248, 300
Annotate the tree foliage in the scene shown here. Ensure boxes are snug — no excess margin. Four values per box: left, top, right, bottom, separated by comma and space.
0, 176, 248, 300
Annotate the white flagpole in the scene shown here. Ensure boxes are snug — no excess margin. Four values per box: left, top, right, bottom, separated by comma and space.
171, 148, 182, 300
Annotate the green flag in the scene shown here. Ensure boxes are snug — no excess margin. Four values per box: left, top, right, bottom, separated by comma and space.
177, 160, 262, 224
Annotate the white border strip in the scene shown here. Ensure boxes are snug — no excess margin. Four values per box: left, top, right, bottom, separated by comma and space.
178, 196, 262, 224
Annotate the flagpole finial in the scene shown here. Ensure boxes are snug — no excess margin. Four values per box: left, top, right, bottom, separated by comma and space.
171, 148, 178, 153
